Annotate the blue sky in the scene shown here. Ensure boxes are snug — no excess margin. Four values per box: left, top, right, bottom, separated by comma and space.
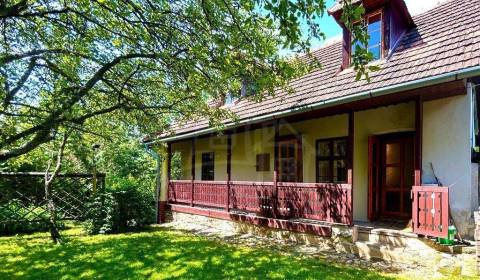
305, 0, 446, 50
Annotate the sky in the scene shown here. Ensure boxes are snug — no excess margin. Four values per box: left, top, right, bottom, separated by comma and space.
307, 0, 449, 49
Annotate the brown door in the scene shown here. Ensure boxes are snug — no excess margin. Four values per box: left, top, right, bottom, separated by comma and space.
278, 137, 302, 182
379, 133, 414, 219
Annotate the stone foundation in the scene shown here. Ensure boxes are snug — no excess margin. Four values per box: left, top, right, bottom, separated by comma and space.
165, 209, 477, 277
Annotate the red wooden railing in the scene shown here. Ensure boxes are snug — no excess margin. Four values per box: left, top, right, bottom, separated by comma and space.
277, 182, 352, 224
168, 180, 352, 225
412, 185, 449, 238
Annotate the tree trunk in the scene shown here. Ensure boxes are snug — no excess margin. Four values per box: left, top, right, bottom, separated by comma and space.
44, 132, 68, 243
45, 182, 61, 243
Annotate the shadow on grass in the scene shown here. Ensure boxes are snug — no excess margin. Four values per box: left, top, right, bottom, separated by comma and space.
0, 227, 395, 279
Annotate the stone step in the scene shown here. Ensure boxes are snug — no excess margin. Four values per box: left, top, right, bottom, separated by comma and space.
355, 226, 420, 247
354, 241, 413, 263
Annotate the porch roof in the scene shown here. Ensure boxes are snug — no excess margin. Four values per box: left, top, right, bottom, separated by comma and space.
150, 0, 480, 143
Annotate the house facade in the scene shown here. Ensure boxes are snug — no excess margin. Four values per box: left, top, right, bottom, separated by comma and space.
146, 0, 480, 239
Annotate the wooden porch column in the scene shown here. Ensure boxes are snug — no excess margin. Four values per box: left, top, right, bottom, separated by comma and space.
347, 111, 354, 185
273, 119, 280, 217
226, 133, 232, 212
347, 111, 354, 225
158, 143, 170, 223
415, 96, 423, 186
191, 138, 196, 206
167, 142, 172, 182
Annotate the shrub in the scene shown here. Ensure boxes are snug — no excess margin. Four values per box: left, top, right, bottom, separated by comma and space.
83, 192, 118, 234
114, 186, 156, 232
83, 187, 155, 235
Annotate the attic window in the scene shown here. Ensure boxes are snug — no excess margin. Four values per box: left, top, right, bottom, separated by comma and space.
352, 10, 383, 61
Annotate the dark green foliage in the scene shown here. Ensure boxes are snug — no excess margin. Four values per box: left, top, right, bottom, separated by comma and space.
83, 192, 118, 235
114, 187, 156, 232
83, 187, 155, 235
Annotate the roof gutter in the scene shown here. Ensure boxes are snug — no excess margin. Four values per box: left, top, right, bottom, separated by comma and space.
145, 65, 480, 144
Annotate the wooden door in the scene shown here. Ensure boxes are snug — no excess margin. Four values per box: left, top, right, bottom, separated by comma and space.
380, 134, 414, 219
278, 138, 302, 182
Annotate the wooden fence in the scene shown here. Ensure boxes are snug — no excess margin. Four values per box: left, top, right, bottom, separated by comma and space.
168, 180, 352, 225
0, 172, 105, 225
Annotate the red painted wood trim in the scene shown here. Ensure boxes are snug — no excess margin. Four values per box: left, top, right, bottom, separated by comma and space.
191, 138, 196, 207
273, 120, 279, 217
367, 135, 380, 221
297, 135, 303, 182
347, 111, 354, 185
168, 204, 332, 237
348, 111, 354, 225
414, 96, 423, 186
412, 186, 449, 238
167, 142, 172, 182
158, 201, 167, 223
226, 133, 232, 212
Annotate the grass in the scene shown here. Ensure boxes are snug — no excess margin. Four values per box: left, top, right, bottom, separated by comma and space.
0, 225, 473, 280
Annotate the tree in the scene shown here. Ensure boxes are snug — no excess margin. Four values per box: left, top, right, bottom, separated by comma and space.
43, 131, 68, 243
0, 0, 368, 162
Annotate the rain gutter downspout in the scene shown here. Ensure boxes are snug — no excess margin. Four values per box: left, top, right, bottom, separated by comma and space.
145, 65, 480, 144
143, 143, 162, 223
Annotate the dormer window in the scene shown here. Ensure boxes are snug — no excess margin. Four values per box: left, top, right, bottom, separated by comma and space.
352, 10, 384, 61
330, 0, 415, 71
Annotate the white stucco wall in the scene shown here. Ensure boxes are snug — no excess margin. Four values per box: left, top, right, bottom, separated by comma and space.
422, 94, 477, 236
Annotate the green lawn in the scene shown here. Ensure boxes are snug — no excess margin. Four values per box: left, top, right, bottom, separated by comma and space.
0, 225, 445, 280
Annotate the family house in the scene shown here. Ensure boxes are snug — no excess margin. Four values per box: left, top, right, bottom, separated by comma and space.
145, 0, 480, 241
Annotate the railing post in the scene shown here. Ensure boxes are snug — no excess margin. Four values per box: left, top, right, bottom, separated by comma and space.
191, 138, 195, 207
273, 119, 280, 217
226, 132, 232, 212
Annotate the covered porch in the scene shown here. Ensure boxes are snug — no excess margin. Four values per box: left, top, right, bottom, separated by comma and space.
157, 79, 473, 238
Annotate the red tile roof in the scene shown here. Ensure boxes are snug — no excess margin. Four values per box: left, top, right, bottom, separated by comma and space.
159, 0, 480, 140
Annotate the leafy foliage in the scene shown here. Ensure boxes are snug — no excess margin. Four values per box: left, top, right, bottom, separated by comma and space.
83, 187, 155, 235
0, 0, 368, 162
340, 0, 380, 81
83, 192, 118, 235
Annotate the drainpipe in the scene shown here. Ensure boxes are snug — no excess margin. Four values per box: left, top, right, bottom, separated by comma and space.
143, 144, 162, 224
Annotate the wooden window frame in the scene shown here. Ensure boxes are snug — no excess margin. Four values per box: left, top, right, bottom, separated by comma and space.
201, 152, 215, 181
276, 134, 303, 182
350, 9, 385, 63
316, 137, 349, 184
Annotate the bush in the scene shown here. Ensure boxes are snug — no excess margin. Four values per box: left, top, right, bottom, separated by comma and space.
83, 192, 118, 234
114, 186, 156, 232
83, 187, 155, 235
